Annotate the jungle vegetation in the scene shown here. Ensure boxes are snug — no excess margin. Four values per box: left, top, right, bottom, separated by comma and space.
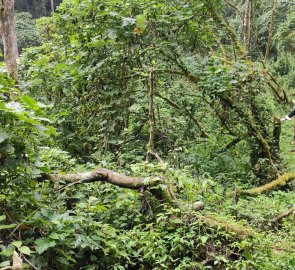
0, 0, 294, 269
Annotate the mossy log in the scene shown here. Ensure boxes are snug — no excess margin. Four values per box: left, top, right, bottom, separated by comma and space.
200, 214, 253, 239
237, 173, 295, 196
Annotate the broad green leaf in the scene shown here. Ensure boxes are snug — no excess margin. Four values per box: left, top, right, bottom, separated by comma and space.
35, 238, 56, 254
0, 131, 9, 143
49, 232, 60, 240
11, 241, 22, 248
200, 236, 208, 244
19, 246, 31, 256
20, 95, 38, 110
0, 249, 14, 257
136, 14, 146, 30
36, 56, 48, 67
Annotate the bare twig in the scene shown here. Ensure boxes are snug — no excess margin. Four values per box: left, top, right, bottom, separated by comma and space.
22, 256, 40, 270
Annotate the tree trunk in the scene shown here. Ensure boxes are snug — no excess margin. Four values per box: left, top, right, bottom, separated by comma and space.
146, 68, 155, 161
50, 0, 54, 13
243, 0, 252, 51
0, 0, 18, 82
265, 0, 277, 60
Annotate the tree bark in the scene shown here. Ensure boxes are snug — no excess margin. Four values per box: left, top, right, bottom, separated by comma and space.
0, 0, 18, 82
146, 69, 155, 161
265, 0, 277, 60
51, 168, 163, 189
50, 0, 54, 13
243, 0, 252, 51
50, 168, 176, 205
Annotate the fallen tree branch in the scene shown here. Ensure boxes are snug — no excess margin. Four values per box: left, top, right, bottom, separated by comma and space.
237, 173, 295, 196
147, 149, 165, 168
272, 207, 295, 224
49, 168, 176, 205
200, 214, 252, 239
50, 168, 163, 189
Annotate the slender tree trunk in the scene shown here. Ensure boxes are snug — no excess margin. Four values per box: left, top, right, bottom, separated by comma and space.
50, 0, 54, 13
146, 68, 155, 161
0, 0, 18, 82
265, 0, 277, 60
243, 0, 252, 51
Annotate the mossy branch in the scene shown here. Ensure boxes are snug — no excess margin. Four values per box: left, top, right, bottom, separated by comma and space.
237, 173, 295, 196
200, 214, 253, 239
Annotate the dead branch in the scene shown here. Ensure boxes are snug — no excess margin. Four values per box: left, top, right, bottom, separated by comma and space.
50, 168, 178, 205
46, 168, 259, 238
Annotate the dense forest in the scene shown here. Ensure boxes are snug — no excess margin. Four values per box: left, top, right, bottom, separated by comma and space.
0, 0, 294, 269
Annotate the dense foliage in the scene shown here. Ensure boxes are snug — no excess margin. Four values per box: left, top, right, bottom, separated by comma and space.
0, 0, 294, 269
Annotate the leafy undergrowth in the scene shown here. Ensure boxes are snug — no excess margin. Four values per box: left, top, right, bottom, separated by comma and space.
1, 151, 294, 269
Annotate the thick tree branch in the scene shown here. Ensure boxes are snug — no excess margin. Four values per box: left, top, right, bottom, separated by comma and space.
50, 168, 164, 189
237, 173, 295, 196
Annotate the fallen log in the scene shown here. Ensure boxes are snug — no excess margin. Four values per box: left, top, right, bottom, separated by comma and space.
49, 168, 176, 205
49, 168, 207, 210
200, 214, 253, 239
50, 168, 163, 189
237, 172, 295, 196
